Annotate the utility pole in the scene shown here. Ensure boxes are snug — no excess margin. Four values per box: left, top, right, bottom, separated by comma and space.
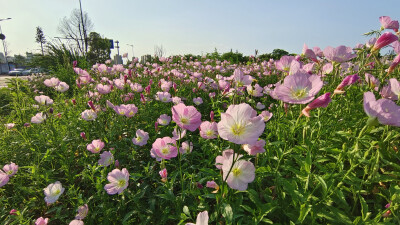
127, 44, 134, 58
0, 18, 11, 72
78, 0, 88, 55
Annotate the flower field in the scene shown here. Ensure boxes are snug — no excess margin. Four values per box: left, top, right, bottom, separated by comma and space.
1, 16, 400, 224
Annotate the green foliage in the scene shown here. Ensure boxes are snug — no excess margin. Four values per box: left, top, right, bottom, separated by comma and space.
86, 32, 111, 65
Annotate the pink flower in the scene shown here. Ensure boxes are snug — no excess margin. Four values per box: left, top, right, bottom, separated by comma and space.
81, 110, 97, 121
44, 78, 60, 87
389, 78, 400, 98
388, 54, 400, 75
233, 68, 253, 87
259, 110, 273, 122
215, 149, 234, 169
31, 112, 47, 124
218, 103, 265, 145
152, 137, 178, 160
96, 84, 112, 94
113, 104, 138, 117
179, 141, 193, 154
3, 162, 18, 177
132, 129, 149, 146
75, 204, 89, 220
172, 127, 187, 140
272, 72, 323, 104
206, 181, 219, 190
35, 217, 49, 225
157, 114, 171, 126
275, 56, 295, 72
365, 73, 380, 91
9, 209, 18, 215
172, 103, 202, 132
43, 181, 64, 204
5, 123, 15, 129
130, 83, 143, 92
323, 46, 356, 63
104, 168, 129, 195
199, 121, 218, 139
87, 139, 105, 153
193, 97, 203, 105
334, 74, 360, 94
0, 170, 10, 187
364, 92, 400, 127
379, 16, 399, 32
371, 32, 399, 53
156, 92, 172, 103
35, 95, 53, 105
186, 211, 209, 225
301, 92, 332, 117
222, 155, 255, 191
55, 82, 69, 92
243, 139, 266, 155
159, 168, 168, 182
98, 151, 114, 167
69, 220, 84, 225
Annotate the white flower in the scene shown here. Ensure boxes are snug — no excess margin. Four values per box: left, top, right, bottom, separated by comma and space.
44, 181, 65, 204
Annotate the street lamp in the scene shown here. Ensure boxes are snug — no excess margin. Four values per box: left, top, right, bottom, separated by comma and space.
127, 44, 134, 58
0, 17, 11, 72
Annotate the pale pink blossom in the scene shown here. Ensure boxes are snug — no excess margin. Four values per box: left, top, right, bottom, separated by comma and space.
172, 127, 186, 140
35, 217, 49, 225
55, 82, 69, 92
259, 111, 273, 122
301, 92, 332, 117
222, 155, 255, 191
96, 84, 112, 94
87, 139, 105, 153
44, 78, 60, 87
172, 103, 202, 132
132, 129, 149, 146
186, 211, 209, 225
75, 204, 89, 220
217, 103, 265, 145
44, 181, 64, 204
104, 168, 129, 195
98, 151, 114, 167
199, 121, 218, 139
157, 114, 171, 126
152, 137, 178, 160
179, 141, 193, 154
215, 149, 234, 169
31, 112, 47, 124
81, 110, 97, 121
3, 162, 18, 177
243, 140, 266, 155
69, 220, 84, 225
35, 95, 53, 105
0, 170, 9, 187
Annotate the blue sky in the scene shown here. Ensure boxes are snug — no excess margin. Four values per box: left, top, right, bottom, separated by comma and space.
1, 0, 400, 58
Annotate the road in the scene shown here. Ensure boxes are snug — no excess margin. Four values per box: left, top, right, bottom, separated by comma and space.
0, 75, 30, 88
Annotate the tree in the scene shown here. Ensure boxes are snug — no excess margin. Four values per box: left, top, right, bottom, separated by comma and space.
36, 27, 46, 55
58, 9, 93, 56
14, 55, 27, 67
86, 32, 111, 65
154, 45, 166, 58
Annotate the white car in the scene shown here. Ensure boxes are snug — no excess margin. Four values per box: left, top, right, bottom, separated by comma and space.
8, 68, 24, 76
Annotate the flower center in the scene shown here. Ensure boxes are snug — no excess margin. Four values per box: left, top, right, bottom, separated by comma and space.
129, 111, 134, 116
118, 179, 126, 187
206, 130, 214, 137
180, 117, 189, 125
53, 189, 61, 196
232, 167, 242, 177
119, 110, 125, 115
161, 147, 170, 155
231, 123, 245, 136
291, 88, 308, 99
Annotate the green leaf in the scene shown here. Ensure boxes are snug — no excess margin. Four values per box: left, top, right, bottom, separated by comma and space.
315, 175, 327, 195
305, 150, 312, 173
122, 210, 135, 223
359, 195, 370, 221
222, 203, 233, 223
297, 204, 312, 223
183, 206, 190, 217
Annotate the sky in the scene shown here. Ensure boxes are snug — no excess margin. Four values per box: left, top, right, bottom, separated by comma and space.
1, 0, 400, 58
